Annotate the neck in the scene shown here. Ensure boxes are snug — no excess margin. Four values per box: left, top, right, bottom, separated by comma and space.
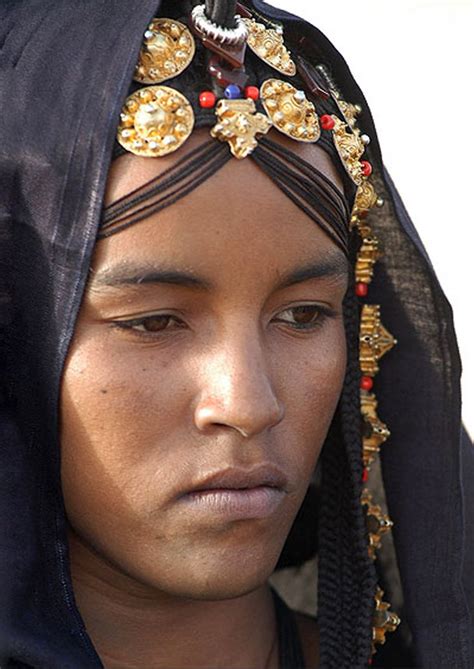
69, 532, 278, 669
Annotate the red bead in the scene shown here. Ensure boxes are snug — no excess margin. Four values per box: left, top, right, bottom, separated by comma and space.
355, 282, 368, 297
362, 468, 369, 483
361, 160, 373, 177
199, 91, 216, 108
360, 376, 374, 392
320, 114, 335, 130
245, 85, 259, 101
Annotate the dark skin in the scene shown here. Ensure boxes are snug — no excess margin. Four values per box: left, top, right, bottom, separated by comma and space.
60, 130, 349, 668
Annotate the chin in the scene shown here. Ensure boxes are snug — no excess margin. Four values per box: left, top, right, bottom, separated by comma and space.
156, 559, 277, 601
136, 531, 286, 600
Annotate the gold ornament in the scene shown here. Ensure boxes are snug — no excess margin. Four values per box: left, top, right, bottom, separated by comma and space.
134, 18, 195, 84
361, 489, 394, 560
359, 304, 396, 377
355, 231, 383, 287
242, 18, 296, 76
260, 78, 320, 142
331, 116, 366, 185
118, 86, 194, 157
361, 392, 391, 468
332, 91, 362, 129
372, 587, 401, 652
352, 181, 379, 221
210, 98, 272, 159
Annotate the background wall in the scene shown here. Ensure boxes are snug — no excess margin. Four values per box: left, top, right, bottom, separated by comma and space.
271, 0, 474, 437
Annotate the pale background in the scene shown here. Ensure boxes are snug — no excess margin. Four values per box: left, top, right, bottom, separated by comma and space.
271, 0, 474, 438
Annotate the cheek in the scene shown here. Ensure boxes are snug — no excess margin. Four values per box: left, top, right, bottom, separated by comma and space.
276, 320, 346, 434
59, 334, 188, 501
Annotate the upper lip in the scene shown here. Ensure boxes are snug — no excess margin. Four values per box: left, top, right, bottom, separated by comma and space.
183, 464, 289, 495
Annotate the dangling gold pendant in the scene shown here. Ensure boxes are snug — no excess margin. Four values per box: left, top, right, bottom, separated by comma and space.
360, 393, 391, 468
118, 86, 194, 157
260, 78, 320, 142
372, 587, 401, 652
134, 18, 195, 84
330, 116, 366, 185
211, 99, 272, 159
361, 489, 394, 560
242, 18, 296, 76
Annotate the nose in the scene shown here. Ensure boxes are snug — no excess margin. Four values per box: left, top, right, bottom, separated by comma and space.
193, 332, 285, 439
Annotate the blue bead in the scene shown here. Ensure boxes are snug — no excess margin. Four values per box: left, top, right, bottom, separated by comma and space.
224, 84, 241, 100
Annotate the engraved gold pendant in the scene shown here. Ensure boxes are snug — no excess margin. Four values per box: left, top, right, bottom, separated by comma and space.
359, 304, 397, 377
242, 18, 296, 76
260, 78, 320, 142
332, 91, 362, 129
355, 231, 382, 286
361, 392, 391, 468
118, 86, 194, 157
211, 98, 272, 159
373, 587, 401, 651
134, 18, 195, 84
361, 489, 394, 560
331, 116, 366, 185
353, 181, 379, 221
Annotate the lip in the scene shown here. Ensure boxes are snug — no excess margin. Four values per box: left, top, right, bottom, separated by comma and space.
177, 464, 288, 521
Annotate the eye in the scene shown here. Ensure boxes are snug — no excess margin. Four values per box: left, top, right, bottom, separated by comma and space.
112, 314, 184, 336
274, 305, 333, 331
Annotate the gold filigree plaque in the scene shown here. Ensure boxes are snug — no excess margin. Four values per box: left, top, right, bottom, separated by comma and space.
353, 181, 379, 219
260, 78, 320, 142
331, 116, 366, 185
361, 489, 394, 560
134, 18, 195, 84
359, 304, 397, 376
211, 98, 272, 159
242, 18, 296, 76
372, 587, 401, 651
118, 86, 194, 157
332, 91, 362, 129
355, 232, 382, 286
361, 392, 391, 468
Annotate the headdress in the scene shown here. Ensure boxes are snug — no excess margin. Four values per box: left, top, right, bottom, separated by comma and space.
0, 1, 472, 667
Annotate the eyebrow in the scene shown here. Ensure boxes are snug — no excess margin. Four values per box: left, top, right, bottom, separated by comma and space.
90, 252, 348, 292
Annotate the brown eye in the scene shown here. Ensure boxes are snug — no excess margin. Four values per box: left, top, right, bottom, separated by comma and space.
112, 314, 185, 336
275, 305, 333, 331
139, 315, 174, 332
290, 305, 320, 325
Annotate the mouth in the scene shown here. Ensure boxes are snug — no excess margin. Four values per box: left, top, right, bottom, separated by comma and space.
177, 465, 288, 521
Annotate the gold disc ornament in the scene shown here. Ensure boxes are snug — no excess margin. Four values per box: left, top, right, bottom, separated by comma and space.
260, 78, 320, 142
133, 18, 195, 84
118, 86, 194, 157
242, 18, 296, 76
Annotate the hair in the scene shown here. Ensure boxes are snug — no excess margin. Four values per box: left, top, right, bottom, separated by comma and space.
106, 1, 378, 664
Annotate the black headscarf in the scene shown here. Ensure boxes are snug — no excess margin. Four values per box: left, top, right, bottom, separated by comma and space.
0, 1, 472, 667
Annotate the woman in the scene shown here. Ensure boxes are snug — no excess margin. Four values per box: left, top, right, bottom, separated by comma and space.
0, 0, 472, 667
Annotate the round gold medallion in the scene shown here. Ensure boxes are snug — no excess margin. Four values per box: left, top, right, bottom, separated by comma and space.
133, 18, 195, 84
118, 86, 194, 157
260, 78, 320, 142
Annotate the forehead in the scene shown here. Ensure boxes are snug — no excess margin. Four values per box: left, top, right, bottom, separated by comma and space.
95, 130, 347, 282
105, 129, 344, 207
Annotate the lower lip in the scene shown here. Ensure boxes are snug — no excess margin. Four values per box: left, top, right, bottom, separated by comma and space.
179, 486, 285, 521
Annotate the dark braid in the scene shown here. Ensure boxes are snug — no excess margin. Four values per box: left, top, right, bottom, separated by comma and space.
318, 232, 377, 667
205, 0, 237, 27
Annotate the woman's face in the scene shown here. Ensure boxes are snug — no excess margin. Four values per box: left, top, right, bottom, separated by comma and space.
60, 133, 348, 600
